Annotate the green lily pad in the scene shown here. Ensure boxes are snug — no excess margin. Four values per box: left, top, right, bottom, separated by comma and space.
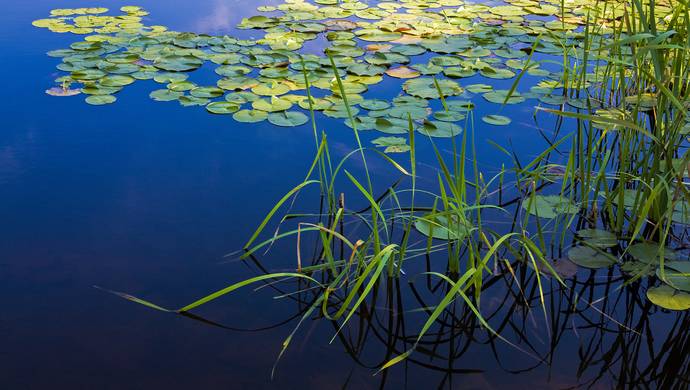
85, 94, 116, 105
167, 81, 196, 92
657, 261, 690, 292
359, 99, 390, 111
628, 242, 679, 264
415, 213, 471, 241
567, 246, 617, 269
252, 96, 293, 112
522, 195, 579, 219
206, 101, 240, 114
356, 29, 402, 42
190, 86, 224, 98
298, 97, 333, 110
99, 75, 135, 87
348, 63, 386, 76
479, 67, 516, 80
71, 69, 106, 80
483, 90, 525, 104
153, 55, 203, 71
154, 73, 188, 83
576, 229, 617, 248
178, 96, 209, 107
371, 136, 410, 153
267, 111, 309, 127
150, 89, 184, 102
403, 78, 463, 99
433, 111, 466, 122
251, 82, 291, 96
225, 91, 259, 104
417, 120, 462, 138
82, 85, 121, 95
647, 285, 690, 310
465, 84, 493, 93
482, 114, 511, 126
374, 117, 409, 134
232, 109, 268, 123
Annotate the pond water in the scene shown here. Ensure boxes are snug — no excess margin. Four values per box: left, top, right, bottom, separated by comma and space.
2, 0, 689, 388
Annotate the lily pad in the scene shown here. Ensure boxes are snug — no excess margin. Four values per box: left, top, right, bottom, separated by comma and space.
417, 121, 462, 138
150, 89, 184, 102
657, 261, 690, 292
576, 229, 617, 248
483, 90, 525, 104
190, 86, 224, 98
153, 55, 203, 71
628, 242, 678, 264
100, 75, 135, 87
206, 101, 240, 114
647, 285, 690, 310
522, 195, 579, 219
567, 246, 617, 269
85, 94, 116, 105
415, 213, 471, 241
252, 96, 293, 112
482, 114, 511, 126
267, 111, 309, 127
371, 136, 410, 153
359, 99, 390, 111
232, 109, 268, 123
403, 78, 463, 99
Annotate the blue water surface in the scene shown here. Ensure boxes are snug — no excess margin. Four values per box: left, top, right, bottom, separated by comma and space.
3, 1, 681, 389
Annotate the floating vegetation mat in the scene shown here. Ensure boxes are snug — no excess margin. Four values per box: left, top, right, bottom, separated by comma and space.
34, 1, 688, 150
34, 2, 690, 313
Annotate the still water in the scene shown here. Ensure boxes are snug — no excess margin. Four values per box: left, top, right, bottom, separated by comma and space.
1, 0, 687, 388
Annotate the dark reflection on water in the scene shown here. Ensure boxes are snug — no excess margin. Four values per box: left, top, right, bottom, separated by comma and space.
1, 0, 686, 388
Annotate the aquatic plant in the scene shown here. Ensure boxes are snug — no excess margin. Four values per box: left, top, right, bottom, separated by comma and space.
33, 0, 690, 377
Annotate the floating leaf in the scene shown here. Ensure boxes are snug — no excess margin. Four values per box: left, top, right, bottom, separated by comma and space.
628, 242, 679, 264
206, 101, 240, 114
252, 96, 293, 112
417, 120, 462, 138
371, 136, 410, 153
403, 78, 463, 99
415, 214, 471, 241
482, 114, 511, 126
483, 90, 525, 104
567, 246, 617, 269
647, 285, 690, 310
657, 262, 690, 292
150, 89, 183, 101
100, 75, 135, 87
576, 229, 617, 248
359, 99, 390, 111
522, 195, 579, 219
190, 86, 224, 98
267, 111, 309, 127
233, 109, 268, 123
251, 82, 291, 96
433, 111, 466, 122
85, 94, 116, 105
154, 55, 203, 72
178, 95, 209, 107
348, 63, 386, 76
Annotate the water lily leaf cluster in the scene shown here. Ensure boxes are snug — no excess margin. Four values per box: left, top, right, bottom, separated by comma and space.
34, 1, 679, 144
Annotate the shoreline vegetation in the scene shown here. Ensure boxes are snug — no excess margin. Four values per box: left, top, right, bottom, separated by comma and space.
34, 0, 690, 381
